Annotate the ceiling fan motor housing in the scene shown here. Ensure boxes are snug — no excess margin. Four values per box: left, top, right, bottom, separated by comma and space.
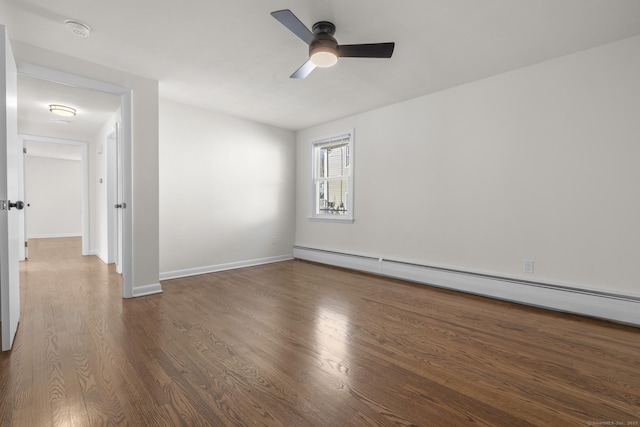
312, 21, 336, 36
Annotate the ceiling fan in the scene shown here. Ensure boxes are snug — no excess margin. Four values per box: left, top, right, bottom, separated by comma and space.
271, 9, 395, 79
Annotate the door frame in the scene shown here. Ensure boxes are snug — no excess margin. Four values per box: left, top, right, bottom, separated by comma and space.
17, 137, 25, 260
16, 62, 134, 298
19, 135, 89, 255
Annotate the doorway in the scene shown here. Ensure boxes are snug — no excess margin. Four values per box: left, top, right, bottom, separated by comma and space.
20, 135, 89, 258
16, 63, 133, 298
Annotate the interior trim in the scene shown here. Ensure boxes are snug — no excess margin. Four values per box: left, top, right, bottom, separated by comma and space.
160, 254, 294, 281
28, 233, 82, 239
131, 283, 163, 298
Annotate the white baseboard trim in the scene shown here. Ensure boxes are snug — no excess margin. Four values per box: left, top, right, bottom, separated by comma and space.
159, 254, 295, 281
88, 250, 109, 264
132, 283, 163, 297
293, 246, 640, 327
29, 233, 81, 239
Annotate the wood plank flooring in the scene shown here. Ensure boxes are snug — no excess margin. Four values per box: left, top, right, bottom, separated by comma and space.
1, 237, 639, 426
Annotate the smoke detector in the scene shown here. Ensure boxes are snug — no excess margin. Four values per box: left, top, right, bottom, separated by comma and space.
65, 20, 91, 37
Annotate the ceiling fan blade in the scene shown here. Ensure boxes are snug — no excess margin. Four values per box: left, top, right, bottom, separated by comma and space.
271, 9, 316, 45
290, 60, 316, 79
338, 42, 395, 58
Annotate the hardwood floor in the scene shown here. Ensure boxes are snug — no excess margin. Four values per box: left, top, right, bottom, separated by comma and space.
1, 237, 638, 426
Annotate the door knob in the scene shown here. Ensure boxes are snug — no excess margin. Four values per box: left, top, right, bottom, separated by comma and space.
9, 200, 24, 210
114, 203, 127, 209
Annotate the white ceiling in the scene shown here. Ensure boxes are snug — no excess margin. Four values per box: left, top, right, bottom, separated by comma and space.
18, 75, 120, 142
2, 0, 640, 132
16, 75, 120, 160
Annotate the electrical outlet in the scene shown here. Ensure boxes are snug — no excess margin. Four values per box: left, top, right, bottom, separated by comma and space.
271, 235, 277, 245
523, 259, 534, 274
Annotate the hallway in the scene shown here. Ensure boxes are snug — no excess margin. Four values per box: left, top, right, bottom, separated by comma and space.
2, 237, 123, 425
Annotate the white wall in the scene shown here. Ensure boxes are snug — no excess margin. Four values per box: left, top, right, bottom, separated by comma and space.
26, 156, 82, 238
159, 100, 296, 278
296, 35, 640, 297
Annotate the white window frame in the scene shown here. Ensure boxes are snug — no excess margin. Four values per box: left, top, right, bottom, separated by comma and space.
309, 130, 354, 222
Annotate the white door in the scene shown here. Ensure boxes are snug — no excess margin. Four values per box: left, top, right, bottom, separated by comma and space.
1, 26, 21, 351
107, 123, 123, 273
116, 122, 123, 274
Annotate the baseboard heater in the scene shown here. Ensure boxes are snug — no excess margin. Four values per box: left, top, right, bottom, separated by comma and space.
293, 246, 640, 327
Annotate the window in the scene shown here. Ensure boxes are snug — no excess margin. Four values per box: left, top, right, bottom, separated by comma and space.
311, 131, 354, 221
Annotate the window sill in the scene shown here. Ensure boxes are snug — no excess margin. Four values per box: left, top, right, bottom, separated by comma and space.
308, 216, 354, 224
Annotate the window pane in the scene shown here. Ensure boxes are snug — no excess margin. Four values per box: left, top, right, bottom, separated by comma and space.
317, 178, 349, 215
318, 143, 348, 179
319, 148, 326, 178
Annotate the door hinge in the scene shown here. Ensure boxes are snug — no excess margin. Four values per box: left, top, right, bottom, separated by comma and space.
0, 200, 7, 210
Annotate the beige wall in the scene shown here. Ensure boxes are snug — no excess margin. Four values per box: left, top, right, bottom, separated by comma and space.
296, 35, 640, 296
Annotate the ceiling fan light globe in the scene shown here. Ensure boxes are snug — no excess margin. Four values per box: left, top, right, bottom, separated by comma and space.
310, 50, 338, 67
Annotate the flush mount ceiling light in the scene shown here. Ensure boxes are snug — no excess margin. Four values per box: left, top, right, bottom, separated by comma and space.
309, 44, 338, 68
49, 104, 77, 117
65, 20, 91, 37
